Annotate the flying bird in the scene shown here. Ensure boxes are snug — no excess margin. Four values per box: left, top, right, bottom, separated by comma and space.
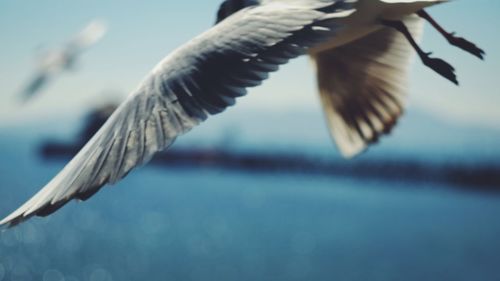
1, 0, 484, 227
19, 20, 107, 101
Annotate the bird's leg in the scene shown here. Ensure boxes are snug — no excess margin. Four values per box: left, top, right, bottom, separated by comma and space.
417, 10, 485, 60
380, 19, 458, 85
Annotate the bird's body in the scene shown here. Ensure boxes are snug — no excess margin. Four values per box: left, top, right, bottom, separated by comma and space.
310, 0, 442, 52
1, 0, 484, 227
217, 0, 442, 51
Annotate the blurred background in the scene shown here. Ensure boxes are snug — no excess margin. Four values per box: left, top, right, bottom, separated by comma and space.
1, 1, 500, 280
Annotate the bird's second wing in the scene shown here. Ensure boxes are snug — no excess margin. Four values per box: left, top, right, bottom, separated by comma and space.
20, 73, 50, 101
311, 15, 423, 158
1, 0, 355, 226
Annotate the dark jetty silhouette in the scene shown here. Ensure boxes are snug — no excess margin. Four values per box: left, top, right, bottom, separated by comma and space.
40, 104, 500, 192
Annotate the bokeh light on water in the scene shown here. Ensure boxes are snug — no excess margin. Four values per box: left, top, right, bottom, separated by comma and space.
1, 161, 500, 280
88, 268, 113, 281
0, 263, 5, 281
43, 269, 65, 281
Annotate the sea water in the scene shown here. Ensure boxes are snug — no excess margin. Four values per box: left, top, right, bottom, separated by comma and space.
0, 135, 500, 281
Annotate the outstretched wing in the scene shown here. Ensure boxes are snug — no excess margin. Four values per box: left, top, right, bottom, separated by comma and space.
1, 0, 355, 226
312, 15, 423, 158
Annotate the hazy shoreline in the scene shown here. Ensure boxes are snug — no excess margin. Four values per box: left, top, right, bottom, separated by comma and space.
41, 142, 500, 192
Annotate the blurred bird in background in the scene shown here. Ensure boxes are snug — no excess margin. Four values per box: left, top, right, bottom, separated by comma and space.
0, 0, 484, 227
19, 20, 107, 102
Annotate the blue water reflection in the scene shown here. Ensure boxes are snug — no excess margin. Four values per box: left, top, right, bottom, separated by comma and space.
1, 133, 500, 281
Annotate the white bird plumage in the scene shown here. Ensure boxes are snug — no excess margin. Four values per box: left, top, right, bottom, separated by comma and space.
1, 0, 483, 227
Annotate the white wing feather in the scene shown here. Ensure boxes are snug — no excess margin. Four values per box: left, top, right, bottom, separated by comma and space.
1, 0, 355, 226
312, 14, 423, 157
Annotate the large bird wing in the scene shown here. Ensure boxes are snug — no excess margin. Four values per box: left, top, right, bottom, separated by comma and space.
311, 15, 423, 158
1, 0, 355, 226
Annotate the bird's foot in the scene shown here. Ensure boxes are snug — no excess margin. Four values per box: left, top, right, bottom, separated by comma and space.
446, 32, 485, 60
421, 52, 459, 85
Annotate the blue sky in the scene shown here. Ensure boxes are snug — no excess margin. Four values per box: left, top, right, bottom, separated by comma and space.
0, 0, 499, 129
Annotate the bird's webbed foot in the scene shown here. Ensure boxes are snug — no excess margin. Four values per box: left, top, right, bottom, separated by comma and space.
420, 52, 458, 85
417, 10, 485, 60
445, 32, 485, 60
